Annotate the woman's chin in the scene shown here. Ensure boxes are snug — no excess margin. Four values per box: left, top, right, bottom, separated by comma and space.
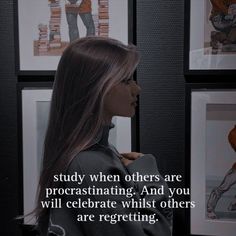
125, 109, 136, 117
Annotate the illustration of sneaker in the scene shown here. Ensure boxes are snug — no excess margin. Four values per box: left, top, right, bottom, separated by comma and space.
207, 210, 217, 219
228, 202, 236, 211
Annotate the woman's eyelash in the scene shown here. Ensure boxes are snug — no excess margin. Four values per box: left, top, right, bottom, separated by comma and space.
122, 78, 133, 84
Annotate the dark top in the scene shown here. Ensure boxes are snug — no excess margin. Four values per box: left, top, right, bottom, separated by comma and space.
46, 124, 172, 236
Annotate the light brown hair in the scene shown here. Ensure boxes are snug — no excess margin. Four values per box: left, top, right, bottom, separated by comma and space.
35, 36, 139, 232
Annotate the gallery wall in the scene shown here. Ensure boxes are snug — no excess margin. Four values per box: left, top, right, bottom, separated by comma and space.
0, 0, 185, 235
136, 1, 185, 235
0, 0, 21, 235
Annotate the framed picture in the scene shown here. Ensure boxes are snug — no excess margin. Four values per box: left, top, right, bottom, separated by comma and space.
19, 84, 133, 224
15, 0, 133, 74
186, 84, 236, 236
185, 0, 236, 74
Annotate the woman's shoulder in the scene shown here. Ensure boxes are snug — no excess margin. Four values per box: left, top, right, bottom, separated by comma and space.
72, 145, 112, 162
67, 146, 119, 174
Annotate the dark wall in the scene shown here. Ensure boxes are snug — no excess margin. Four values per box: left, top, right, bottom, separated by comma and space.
0, 0, 186, 235
136, 1, 185, 235
0, 0, 20, 235
137, 0, 185, 173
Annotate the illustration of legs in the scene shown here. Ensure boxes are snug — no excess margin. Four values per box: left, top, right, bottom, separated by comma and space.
228, 3, 236, 27
207, 168, 236, 219
228, 28, 236, 44
66, 12, 79, 42
79, 13, 95, 36
211, 31, 227, 49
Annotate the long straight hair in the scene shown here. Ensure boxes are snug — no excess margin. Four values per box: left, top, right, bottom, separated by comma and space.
35, 36, 140, 230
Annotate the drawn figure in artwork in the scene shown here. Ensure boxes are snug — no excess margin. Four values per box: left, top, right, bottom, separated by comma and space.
65, 0, 95, 42
207, 125, 236, 219
209, 0, 236, 53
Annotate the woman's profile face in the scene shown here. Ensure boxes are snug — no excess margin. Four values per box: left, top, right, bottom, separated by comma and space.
103, 78, 141, 121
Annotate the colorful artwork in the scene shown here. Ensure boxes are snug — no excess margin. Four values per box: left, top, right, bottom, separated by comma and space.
34, 0, 109, 56
205, 106, 236, 221
17, 0, 128, 71
190, 90, 236, 236
188, 0, 236, 71
204, 0, 236, 55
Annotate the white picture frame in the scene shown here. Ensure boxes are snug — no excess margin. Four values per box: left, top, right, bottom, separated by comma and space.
21, 88, 132, 224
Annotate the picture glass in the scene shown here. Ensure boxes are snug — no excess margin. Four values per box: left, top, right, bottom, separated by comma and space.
36, 101, 50, 172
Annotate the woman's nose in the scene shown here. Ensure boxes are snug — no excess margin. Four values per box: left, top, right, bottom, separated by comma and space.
138, 84, 141, 93
133, 82, 141, 95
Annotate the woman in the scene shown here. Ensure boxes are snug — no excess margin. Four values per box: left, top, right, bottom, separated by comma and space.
36, 36, 172, 236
